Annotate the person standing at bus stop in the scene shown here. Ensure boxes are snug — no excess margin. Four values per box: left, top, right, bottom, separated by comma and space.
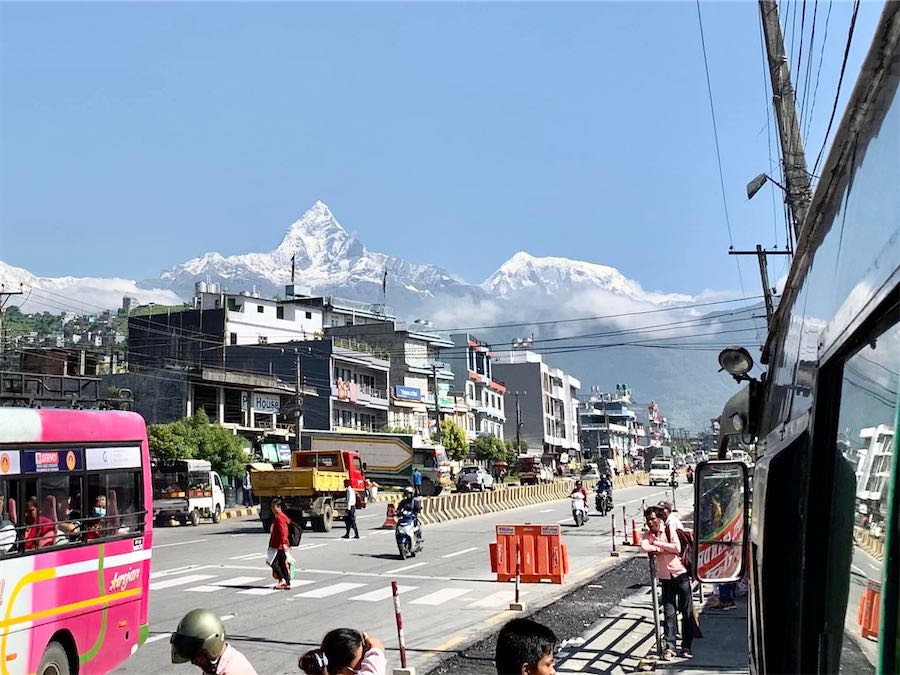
412, 468, 423, 497
640, 506, 694, 660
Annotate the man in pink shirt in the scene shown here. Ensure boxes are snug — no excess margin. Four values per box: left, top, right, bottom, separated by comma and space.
640, 506, 694, 661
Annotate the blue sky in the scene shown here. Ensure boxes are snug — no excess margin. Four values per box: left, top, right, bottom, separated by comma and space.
0, 1, 884, 297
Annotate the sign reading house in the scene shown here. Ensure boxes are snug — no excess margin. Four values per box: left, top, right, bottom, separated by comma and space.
242, 392, 281, 413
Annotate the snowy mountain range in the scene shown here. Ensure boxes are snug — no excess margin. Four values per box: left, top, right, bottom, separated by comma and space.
1, 201, 757, 428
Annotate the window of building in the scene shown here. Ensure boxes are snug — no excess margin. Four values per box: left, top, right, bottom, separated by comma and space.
305, 311, 313, 320
229, 333, 237, 345
276, 306, 284, 320
257, 305, 264, 314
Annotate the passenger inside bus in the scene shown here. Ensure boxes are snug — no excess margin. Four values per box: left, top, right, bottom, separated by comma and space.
85, 495, 108, 541
0, 499, 15, 553
56, 493, 83, 541
24, 497, 56, 550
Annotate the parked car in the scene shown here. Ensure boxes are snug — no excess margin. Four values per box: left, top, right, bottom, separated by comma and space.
457, 466, 495, 491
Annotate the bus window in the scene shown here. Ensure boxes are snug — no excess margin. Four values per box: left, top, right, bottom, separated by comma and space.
823, 320, 898, 673
0, 478, 18, 554
87, 471, 144, 538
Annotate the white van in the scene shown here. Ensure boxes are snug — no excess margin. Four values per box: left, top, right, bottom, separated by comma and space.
648, 458, 675, 486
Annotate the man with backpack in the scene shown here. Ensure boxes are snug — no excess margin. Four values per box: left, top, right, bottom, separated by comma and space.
640, 506, 695, 660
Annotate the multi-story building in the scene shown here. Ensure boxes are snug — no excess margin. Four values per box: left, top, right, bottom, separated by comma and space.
854, 424, 895, 526
492, 349, 580, 462
579, 385, 644, 472
444, 333, 506, 440
325, 320, 455, 439
226, 338, 390, 434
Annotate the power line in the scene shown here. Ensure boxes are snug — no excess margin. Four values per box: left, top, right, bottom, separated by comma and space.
811, 0, 861, 176
798, 0, 820, 144
804, 0, 834, 142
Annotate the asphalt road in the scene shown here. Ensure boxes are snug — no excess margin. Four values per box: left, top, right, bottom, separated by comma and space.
114, 481, 694, 674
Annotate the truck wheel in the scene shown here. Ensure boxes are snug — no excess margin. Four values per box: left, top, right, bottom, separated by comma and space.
37, 641, 71, 675
212, 505, 222, 524
313, 505, 334, 533
420, 479, 436, 497
190, 509, 201, 527
261, 518, 272, 533
155, 515, 169, 527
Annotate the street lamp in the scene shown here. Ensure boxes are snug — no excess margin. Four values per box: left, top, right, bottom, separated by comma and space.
746, 173, 787, 200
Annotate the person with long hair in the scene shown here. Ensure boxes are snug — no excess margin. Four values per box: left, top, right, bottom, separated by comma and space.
298, 629, 386, 675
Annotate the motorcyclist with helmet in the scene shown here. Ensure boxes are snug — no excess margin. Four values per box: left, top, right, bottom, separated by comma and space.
570, 480, 589, 522
596, 473, 613, 501
171, 609, 257, 674
397, 486, 423, 541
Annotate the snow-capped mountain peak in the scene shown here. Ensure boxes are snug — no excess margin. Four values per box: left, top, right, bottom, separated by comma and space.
273, 201, 364, 266
483, 251, 645, 298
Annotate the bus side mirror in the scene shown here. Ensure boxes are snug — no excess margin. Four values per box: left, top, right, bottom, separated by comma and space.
693, 460, 749, 584
362, 463, 368, 471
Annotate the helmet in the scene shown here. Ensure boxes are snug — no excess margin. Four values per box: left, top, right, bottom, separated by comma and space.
575, 480, 583, 488
403, 487, 414, 496
171, 609, 226, 664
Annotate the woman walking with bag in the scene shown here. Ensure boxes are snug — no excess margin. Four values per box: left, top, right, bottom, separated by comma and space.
267, 498, 294, 590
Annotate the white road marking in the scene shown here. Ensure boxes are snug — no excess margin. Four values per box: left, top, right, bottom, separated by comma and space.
231, 534, 247, 537
442, 547, 479, 559
410, 587, 471, 606
154, 538, 208, 549
145, 633, 172, 644
237, 588, 281, 595
149, 574, 216, 591
298, 543, 328, 551
150, 565, 204, 579
294, 582, 367, 598
469, 590, 526, 608
229, 553, 262, 560
186, 585, 226, 593
221, 614, 236, 621
351, 585, 417, 602
357, 513, 381, 519
385, 561, 428, 574
213, 576, 265, 587
556, 518, 569, 524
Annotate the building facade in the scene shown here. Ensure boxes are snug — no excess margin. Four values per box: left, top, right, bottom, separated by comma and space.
492, 349, 580, 461
445, 333, 506, 441
325, 320, 455, 439
579, 386, 645, 473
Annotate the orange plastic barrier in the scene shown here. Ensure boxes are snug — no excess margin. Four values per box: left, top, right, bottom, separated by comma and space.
489, 524, 569, 584
382, 503, 398, 529
857, 579, 881, 639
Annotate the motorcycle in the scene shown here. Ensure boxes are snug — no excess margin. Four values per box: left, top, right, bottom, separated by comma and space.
571, 492, 589, 527
395, 511, 424, 559
595, 489, 611, 517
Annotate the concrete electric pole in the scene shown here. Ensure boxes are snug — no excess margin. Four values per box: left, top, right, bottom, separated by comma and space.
0, 283, 25, 369
432, 362, 443, 443
758, 0, 813, 239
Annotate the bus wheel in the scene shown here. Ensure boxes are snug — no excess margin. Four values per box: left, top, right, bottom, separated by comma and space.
212, 505, 222, 524
190, 509, 201, 527
38, 641, 71, 675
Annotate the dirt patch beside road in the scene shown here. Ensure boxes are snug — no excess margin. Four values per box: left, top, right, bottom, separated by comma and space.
426, 555, 649, 674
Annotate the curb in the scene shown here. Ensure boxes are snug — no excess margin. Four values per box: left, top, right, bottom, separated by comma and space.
220, 505, 260, 520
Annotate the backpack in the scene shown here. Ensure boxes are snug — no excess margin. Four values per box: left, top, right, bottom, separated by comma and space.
667, 525, 695, 579
288, 520, 303, 547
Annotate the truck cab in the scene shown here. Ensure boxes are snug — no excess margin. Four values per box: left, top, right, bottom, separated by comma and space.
152, 458, 226, 526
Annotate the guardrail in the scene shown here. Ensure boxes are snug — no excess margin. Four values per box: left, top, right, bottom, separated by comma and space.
371, 472, 647, 525
854, 525, 886, 561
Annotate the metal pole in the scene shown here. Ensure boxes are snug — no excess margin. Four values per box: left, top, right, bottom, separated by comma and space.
515, 541, 521, 604
611, 515, 619, 557
622, 505, 629, 546
432, 363, 443, 443
294, 348, 302, 452
391, 581, 408, 668
672, 487, 678, 513
648, 554, 663, 658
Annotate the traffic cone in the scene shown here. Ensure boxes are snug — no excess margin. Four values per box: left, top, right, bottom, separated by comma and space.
381, 502, 398, 529
631, 519, 640, 546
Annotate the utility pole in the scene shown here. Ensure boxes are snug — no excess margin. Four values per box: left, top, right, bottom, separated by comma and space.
432, 362, 443, 443
294, 348, 303, 451
729, 246, 792, 325
513, 391, 525, 451
759, 0, 813, 239
0, 283, 25, 369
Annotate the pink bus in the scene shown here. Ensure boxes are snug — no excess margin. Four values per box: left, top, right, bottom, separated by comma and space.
0, 408, 153, 675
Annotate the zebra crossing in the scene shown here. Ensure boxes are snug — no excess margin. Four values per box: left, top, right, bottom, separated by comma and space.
148, 566, 524, 608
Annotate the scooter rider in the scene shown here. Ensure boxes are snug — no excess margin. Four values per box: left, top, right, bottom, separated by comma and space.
397, 487, 423, 540
596, 473, 613, 502
571, 480, 589, 520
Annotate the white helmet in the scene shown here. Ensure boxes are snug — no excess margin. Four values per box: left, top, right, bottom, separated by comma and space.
403, 487, 414, 496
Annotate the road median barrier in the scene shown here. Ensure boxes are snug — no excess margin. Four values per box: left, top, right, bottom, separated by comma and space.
220, 505, 259, 520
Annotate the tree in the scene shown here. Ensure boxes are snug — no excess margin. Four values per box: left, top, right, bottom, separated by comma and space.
435, 419, 469, 462
505, 438, 528, 457
473, 433, 507, 462
147, 409, 249, 479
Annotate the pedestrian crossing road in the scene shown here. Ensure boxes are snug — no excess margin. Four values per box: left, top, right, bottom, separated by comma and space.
114, 482, 694, 674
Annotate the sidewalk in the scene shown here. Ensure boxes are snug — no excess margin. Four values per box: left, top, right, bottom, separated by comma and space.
556, 575, 749, 674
